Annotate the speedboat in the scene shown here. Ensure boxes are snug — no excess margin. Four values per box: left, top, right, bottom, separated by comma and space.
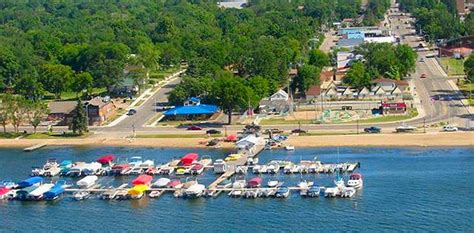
152, 178, 171, 188
275, 186, 290, 198
175, 166, 189, 175
232, 179, 247, 189
307, 185, 322, 198
243, 189, 261, 199
149, 190, 163, 198
228, 189, 243, 198
190, 163, 205, 175
247, 157, 259, 165
73, 191, 91, 200
185, 183, 206, 198
341, 187, 356, 198
129, 156, 144, 167
267, 180, 279, 188
247, 177, 263, 188
266, 162, 280, 174
285, 145, 295, 151
347, 173, 363, 189
298, 180, 313, 196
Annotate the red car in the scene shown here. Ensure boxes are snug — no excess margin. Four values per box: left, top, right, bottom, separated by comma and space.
187, 125, 202, 130
420, 73, 427, 78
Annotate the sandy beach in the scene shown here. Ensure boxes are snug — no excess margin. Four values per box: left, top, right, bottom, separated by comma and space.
0, 132, 472, 149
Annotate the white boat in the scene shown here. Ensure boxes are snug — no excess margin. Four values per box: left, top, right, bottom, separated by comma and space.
129, 156, 144, 167
76, 175, 98, 188
43, 167, 61, 177
252, 165, 261, 174
266, 162, 280, 174
213, 159, 227, 174
228, 189, 243, 198
396, 124, 417, 133
149, 190, 163, 198
185, 184, 206, 198
275, 186, 290, 198
232, 180, 247, 189
307, 185, 322, 198
298, 180, 313, 196
341, 187, 356, 197
247, 157, 259, 165
285, 145, 295, 151
152, 178, 171, 188
290, 165, 300, 173
283, 163, 294, 174
347, 173, 363, 189
324, 187, 339, 198
243, 190, 261, 199
129, 167, 145, 175
27, 183, 54, 200
73, 191, 91, 200
236, 165, 248, 174
267, 180, 279, 188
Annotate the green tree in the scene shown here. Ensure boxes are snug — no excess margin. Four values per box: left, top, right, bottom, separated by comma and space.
308, 49, 330, 68
247, 76, 270, 101
10, 95, 29, 133
71, 72, 93, 97
0, 94, 13, 133
344, 61, 371, 89
40, 64, 74, 98
465, 54, 474, 81
14, 75, 44, 100
69, 99, 88, 135
395, 44, 417, 77
0, 47, 20, 89
27, 100, 49, 133
210, 74, 252, 124
137, 42, 160, 72
293, 65, 321, 95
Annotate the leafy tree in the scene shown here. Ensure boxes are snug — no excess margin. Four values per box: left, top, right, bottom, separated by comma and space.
128, 68, 148, 95
40, 64, 74, 98
27, 100, 49, 133
395, 44, 417, 77
210, 74, 253, 124
247, 76, 270, 101
137, 42, 160, 72
14, 75, 44, 100
9, 95, 29, 133
308, 49, 330, 68
0, 47, 20, 89
344, 61, 371, 89
71, 72, 93, 97
465, 54, 474, 81
465, 13, 474, 36
0, 94, 13, 133
293, 64, 321, 95
70, 99, 88, 135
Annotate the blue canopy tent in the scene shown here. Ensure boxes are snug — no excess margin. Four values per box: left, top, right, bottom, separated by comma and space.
43, 184, 65, 200
163, 104, 218, 116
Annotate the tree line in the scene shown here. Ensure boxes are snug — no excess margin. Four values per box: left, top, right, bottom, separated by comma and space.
399, 0, 472, 41
0, 94, 49, 134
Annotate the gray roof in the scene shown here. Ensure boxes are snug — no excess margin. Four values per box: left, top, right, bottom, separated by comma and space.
48, 101, 77, 114
337, 38, 364, 48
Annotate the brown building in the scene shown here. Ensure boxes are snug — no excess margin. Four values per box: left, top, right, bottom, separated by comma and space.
456, 0, 466, 15
439, 36, 474, 57
47, 101, 77, 126
86, 97, 117, 126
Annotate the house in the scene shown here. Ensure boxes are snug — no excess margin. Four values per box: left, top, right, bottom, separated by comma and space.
259, 90, 293, 114
358, 87, 371, 99
217, 0, 248, 9
438, 36, 474, 57
47, 101, 78, 126
305, 85, 321, 99
372, 78, 409, 93
86, 97, 117, 126
337, 52, 364, 69
163, 97, 219, 121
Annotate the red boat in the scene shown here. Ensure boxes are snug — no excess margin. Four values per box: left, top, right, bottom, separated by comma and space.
97, 154, 115, 165
111, 164, 130, 175
168, 180, 182, 188
190, 163, 204, 175
180, 153, 199, 166
0, 187, 10, 199
132, 175, 153, 186
145, 167, 159, 175
248, 177, 263, 188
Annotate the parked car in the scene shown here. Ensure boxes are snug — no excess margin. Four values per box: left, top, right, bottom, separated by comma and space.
264, 128, 284, 134
420, 73, 427, 78
206, 129, 221, 135
187, 125, 203, 131
127, 109, 137, 116
364, 126, 381, 134
419, 58, 424, 62
291, 128, 307, 134
442, 125, 458, 132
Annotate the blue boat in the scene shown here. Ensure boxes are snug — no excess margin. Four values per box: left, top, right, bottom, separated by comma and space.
17, 176, 43, 188
43, 184, 65, 200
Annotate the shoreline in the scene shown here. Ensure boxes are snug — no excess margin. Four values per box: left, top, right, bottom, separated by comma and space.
0, 132, 472, 149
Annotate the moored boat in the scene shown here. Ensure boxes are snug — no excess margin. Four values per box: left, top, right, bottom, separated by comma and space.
128, 185, 148, 199
307, 185, 322, 198
27, 183, 54, 200
152, 178, 171, 188
76, 175, 99, 189
190, 163, 204, 175
185, 183, 205, 198
347, 173, 363, 189
73, 191, 91, 200
247, 177, 263, 188
43, 184, 65, 201
275, 186, 290, 198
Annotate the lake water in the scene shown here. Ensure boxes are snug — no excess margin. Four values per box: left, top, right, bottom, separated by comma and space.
0, 146, 473, 232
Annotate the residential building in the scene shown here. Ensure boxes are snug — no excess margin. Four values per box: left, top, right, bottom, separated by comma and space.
217, 0, 248, 9
47, 101, 77, 126
259, 90, 293, 114
86, 97, 117, 126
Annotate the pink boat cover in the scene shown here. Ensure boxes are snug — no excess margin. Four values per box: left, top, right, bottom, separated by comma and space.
248, 177, 263, 187
132, 175, 153, 185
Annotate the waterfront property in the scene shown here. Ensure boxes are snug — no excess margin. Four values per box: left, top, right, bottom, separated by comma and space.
162, 97, 219, 121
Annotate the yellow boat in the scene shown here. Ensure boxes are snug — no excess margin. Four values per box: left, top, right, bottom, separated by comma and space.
128, 185, 148, 199
224, 154, 242, 162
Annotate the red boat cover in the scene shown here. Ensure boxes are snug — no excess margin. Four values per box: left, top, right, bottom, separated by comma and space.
132, 175, 153, 185
226, 134, 238, 142
112, 164, 130, 170
0, 187, 10, 195
248, 177, 263, 187
97, 154, 115, 164
168, 180, 181, 188
180, 153, 199, 166
350, 173, 362, 179
191, 163, 204, 170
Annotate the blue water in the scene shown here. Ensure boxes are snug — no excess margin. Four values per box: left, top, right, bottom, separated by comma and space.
0, 146, 473, 232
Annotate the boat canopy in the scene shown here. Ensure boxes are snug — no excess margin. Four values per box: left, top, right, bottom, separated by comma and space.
17, 186, 38, 196
0, 187, 10, 196
132, 175, 153, 186
191, 163, 204, 171
248, 177, 263, 188
18, 176, 43, 188
112, 164, 130, 170
43, 184, 65, 199
128, 185, 148, 195
97, 155, 115, 164
180, 153, 199, 166
154, 178, 171, 187
60, 160, 72, 167
350, 173, 362, 179
28, 184, 54, 197
77, 175, 98, 188
168, 180, 181, 188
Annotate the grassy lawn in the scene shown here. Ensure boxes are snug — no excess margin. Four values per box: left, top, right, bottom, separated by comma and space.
260, 118, 315, 125
150, 66, 182, 80
460, 83, 473, 106
440, 57, 465, 76
136, 133, 222, 139
347, 108, 418, 124
43, 88, 108, 101
23, 132, 90, 139
0, 132, 24, 139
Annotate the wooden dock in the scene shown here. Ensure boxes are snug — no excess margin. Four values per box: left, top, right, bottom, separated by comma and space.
24, 143, 47, 152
